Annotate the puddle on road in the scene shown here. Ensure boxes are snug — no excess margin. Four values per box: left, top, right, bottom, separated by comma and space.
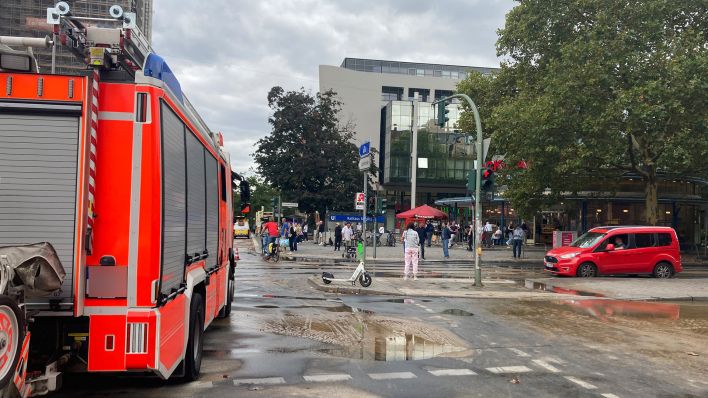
264, 314, 470, 362
528, 281, 604, 297
441, 309, 474, 316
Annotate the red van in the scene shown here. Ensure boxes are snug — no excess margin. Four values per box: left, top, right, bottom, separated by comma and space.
544, 226, 682, 278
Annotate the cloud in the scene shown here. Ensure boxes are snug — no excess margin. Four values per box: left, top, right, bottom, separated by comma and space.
152, 0, 515, 173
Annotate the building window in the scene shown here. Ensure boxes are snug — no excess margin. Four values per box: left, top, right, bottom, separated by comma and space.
381, 86, 404, 102
408, 88, 430, 102
435, 90, 454, 100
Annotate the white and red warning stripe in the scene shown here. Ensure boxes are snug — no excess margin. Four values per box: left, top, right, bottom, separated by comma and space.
87, 69, 99, 230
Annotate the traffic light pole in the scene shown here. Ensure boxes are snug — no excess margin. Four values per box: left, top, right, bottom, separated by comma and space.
362, 171, 367, 263
373, 192, 377, 259
433, 94, 484, 287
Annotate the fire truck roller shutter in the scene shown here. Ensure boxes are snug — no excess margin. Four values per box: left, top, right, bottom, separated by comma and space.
160, 102, 187, 296
0, 112, 79, 303
205, 153, 218, 267
186, 131, 206, 262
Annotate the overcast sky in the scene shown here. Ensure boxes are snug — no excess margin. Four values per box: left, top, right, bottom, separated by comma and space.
152, 0, 516, 174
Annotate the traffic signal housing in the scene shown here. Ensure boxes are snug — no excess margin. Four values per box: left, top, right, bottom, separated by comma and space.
466, 169, 477, 191
436, 102, 449, 128
481, 168, 495, 191
377, 197, 387, 215
271, 196, 279, 209
241, 203, 251, 214
367, 196, 376, 215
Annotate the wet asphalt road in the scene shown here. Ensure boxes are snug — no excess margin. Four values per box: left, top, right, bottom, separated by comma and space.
58, 239, 708, 398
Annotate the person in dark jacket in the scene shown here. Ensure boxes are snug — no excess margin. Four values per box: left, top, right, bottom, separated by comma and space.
289, 223, 298, 251
425, 221, 433, 247
416, 223, 427, 259
441, 222, 451, 258
334, 223, 343, 251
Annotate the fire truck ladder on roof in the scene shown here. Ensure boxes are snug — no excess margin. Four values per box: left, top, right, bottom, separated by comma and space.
46, 1, 152, 73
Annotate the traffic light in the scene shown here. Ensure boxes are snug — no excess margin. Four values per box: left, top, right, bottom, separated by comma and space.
481, 167, 495, 191
466, 169, 476, 191
377, 197, 388, 215
241, 203, 251, 214
271, 196, 279, 210
436, 102, 449, 128
367, 196, 376, 215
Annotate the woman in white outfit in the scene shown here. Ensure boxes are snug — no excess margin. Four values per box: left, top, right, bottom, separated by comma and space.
403, 222, 420, 280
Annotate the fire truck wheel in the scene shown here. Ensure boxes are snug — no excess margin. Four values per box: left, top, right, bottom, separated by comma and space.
0, 296, 24, 391
183, 292, 204, 382
218, 268, 235, 318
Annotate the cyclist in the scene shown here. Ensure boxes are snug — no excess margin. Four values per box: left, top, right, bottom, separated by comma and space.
262, 217, 280, 256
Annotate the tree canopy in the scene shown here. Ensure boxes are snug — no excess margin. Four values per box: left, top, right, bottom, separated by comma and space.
458, 0, 707, 222
253, 87, 362, 215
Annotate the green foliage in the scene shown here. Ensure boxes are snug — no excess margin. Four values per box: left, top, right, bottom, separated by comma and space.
458, 0, 708, 222
253, 87, 362, 215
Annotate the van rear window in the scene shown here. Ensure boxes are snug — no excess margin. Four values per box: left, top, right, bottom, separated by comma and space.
657, 233, 672, 246
634, 233, 655, 248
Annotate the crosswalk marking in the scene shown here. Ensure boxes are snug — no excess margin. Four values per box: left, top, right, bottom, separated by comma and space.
507, 348, 531, 357
304, 374, 352, 382
532, 359, 561, 373
368, 372, 417, 380
429, 369, 477, 376
233, 377, 286, 385
564, 376, 597, 389
486, 366, 533, 374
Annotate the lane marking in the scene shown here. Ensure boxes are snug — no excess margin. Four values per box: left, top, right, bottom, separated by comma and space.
429, 369, 477, 376
486, 366, 532, 374
507, 348, 530, 357
532, 359, 561, 373
368, 372, 417, 380
304, 374, 352, 382
564, 376, 597, 389
601, 394, 621, 398
186, 381, 213, 388
233, 377, 286, 385
425, 308, 434, 313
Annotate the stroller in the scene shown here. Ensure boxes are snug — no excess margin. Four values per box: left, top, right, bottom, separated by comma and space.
342, 238, 360, 260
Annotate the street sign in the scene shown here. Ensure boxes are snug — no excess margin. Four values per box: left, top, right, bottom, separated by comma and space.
355, 192, 365, 210
359, 141, 370, 158
358, 155, 371, 171
281, 202, 298, 208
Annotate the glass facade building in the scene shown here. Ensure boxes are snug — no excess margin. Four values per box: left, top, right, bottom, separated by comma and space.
382, 101, 470, 186
341, 58, 495, 80
0, 0, 153, 75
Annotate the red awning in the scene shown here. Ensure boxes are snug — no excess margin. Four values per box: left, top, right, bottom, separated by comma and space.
395, 204, 448, 220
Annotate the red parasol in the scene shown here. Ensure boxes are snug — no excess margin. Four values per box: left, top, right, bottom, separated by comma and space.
395, 204, 448, 220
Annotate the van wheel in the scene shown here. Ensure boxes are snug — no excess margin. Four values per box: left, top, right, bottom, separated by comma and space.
653, 262, 673, 279
183, 292, 204, 381
576, 262, 597, 277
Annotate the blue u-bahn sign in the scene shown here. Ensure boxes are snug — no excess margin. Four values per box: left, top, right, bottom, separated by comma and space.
329, 214, 384, 223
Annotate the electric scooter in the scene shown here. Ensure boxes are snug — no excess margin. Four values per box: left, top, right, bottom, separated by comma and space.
322, 260, 372, 287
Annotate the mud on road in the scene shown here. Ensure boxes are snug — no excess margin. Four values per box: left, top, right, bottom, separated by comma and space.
487, 299, 708, 387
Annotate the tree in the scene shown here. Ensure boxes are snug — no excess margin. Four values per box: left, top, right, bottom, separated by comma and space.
478, 0, 707, 223
253, 87, 362, 216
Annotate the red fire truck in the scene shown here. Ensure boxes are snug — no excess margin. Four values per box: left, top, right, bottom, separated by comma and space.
0, 3, 244, 395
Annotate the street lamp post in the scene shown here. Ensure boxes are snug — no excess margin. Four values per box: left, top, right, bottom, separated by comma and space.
410, 92, 419, 209
432, 94, 484, 287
